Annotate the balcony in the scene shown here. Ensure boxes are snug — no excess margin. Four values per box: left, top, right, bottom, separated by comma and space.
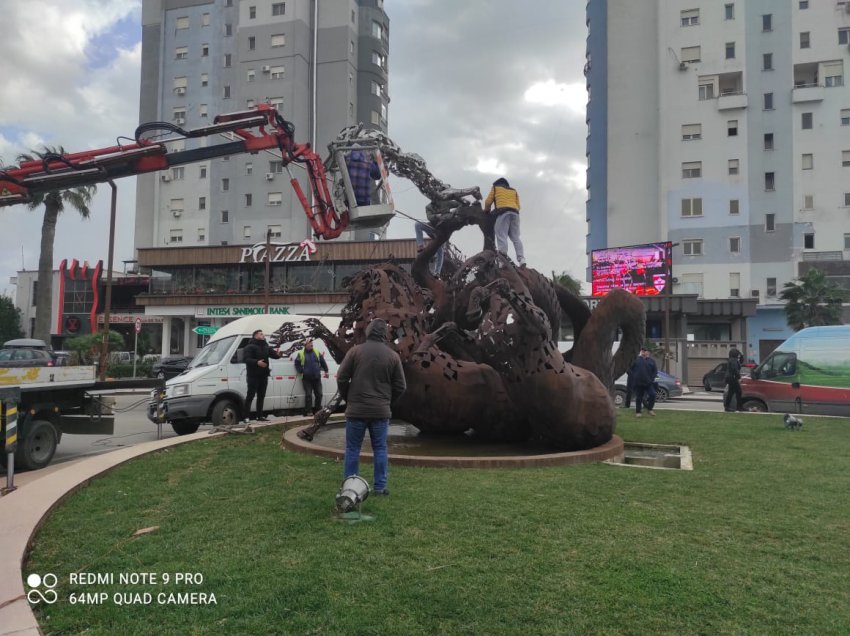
792, 83, 824, 103
717, 91, 748, 110
801, 250, 843, 262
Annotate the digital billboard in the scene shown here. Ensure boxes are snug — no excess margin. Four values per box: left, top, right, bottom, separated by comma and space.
591, 242, 672, 297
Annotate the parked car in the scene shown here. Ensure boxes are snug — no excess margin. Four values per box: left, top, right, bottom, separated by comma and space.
0, 347, 57, 368
702, 362, 753, 391
3, 338, 52, 350
151, 355, 193, 380
614, 370, 683, 407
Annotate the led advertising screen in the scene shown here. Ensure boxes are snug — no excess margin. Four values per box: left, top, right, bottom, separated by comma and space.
591, 242, 672, 297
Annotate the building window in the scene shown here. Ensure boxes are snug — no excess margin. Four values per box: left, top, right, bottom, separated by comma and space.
349, 102, 354, 118
249, 5, 256, 19
198, 228, 206, 242
682, 161, 702, 178
199, 165, 207, 179
803, 194, 814, 209
683, 240, 703, 256
223, 85, 231, 99
730, 273, 741, 298
222, 178, 230, 192
766, 278, 777, 297
762, 14, 772, 31
224, 53, 232, 67
202, 44, 209, 57
841, 109, 850, 126
268, 225, 282, 239
225, 23, 232, 37
271, 34, 286, 47
199, 103, 208, 118
352, 9, 356, 23
381, 102, 388, 120
804, 233, 815, 249
269, 97, 284, 111
730, 199, 740, 215
246, 162, 253, 175
270, 65, 285, 79
247, 69, 255, 82
169, 229, 183, 244
840, 28, 850, 45
371, 80, 384, 97
727, 120, 738, 136
175, 46, 188, 60
370, 111, 381, 125
372, 21, 384, 39
725, 42, 735, 59
172, 167, 185, 180
729, 237, 741, 253
221, 210, 229, 223
681, 46, 701, 63
802, 153, 814, 170
698, 80, 714, 100
201, 73, 208, 87
173, 76, 187, 91
173, 108, 186, 123
372, 51, 386, 69
682, 123, 702, 140
169, 198, 184, 213
764, 133, 774, 150
763, 92, 774, 110
248, 36, 256, 50
799, 0, 808, 8
765, 172, 775, 191
800, 32, 810, 48
845, 192, 850, 206
763, 53, 773, 71
765, 213, 776, 231
198, 196, 206, 210
268, 192, 283, 206
245, 193, 253, 207
272, 2, 285, 16
176, 16, 189, 29
269, 160, 283, 173
681, 9, 699, 26
243, 225, 252, 239
350, 41, 355, 55
825, 63, 844, 87
681, 198, 703, 217
724, 4, 734, 20
844, 150, 850, 167
202, 13, 210, 26
845, 233, 850, 249
801, 112, 813, 129
728, 159, 739, 175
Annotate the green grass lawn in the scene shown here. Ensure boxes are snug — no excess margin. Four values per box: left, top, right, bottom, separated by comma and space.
27, 411, 850, 635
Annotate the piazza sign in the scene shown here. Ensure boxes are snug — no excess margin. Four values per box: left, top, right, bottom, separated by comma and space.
239, 239, 318, 264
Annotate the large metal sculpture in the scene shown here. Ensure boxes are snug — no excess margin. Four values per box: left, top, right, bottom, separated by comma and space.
276, 130, 646, 451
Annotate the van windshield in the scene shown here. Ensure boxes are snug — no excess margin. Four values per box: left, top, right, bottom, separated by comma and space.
189, 336, 236, 369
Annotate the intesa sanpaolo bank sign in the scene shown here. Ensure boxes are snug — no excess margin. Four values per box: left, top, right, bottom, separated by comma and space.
239, 239, 318, 264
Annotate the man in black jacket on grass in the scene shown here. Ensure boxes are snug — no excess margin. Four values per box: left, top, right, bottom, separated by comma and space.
242, 329, 281, 423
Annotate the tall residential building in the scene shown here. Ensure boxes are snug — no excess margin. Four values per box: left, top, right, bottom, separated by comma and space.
586, 0, 850, 358
135, 0, 390, 253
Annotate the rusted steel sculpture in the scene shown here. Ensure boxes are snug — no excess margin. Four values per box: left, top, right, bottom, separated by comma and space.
275, 195, 645, 451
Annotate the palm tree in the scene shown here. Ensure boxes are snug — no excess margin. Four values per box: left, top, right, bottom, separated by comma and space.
779, 268, 846, 331
17, 147, 96, 342
551, 270, 583, 296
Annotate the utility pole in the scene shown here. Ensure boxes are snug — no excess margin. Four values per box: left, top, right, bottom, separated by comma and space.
264, 228, 272, 314
98, 181, 118, 381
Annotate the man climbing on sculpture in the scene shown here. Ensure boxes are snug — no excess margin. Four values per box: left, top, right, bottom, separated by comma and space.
483, 177, 525, 266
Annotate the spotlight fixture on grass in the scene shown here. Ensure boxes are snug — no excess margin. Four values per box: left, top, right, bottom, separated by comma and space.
336, 475, 370, 513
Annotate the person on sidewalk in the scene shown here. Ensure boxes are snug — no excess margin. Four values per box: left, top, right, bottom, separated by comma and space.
630, 347, 658, 417
242, 329, 281, 423
483, 177, 525, 266
295, 338, 329, 416
723, 346, 744, 412
337, 319, 407, 496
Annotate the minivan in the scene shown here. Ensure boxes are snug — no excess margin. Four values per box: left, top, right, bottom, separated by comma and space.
148, 315, 341, 435
740, 325, 850, 416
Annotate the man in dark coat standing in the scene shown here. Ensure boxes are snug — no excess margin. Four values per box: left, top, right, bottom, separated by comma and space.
337, 319, 406, 496
724, 346, 744, 412
630, 347, 658, 417
242, 329, 281, 423
294, 338, 329, 416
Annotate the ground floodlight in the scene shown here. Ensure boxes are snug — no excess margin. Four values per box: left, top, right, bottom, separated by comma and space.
336, 475, 370, 513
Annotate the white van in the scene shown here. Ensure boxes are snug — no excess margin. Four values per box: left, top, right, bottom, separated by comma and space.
148, 315, 341, 435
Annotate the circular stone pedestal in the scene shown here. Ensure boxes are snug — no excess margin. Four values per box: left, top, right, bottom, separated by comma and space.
282, 421, 624, 469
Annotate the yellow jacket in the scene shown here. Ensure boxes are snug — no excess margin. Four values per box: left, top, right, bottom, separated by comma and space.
484, 185, 520, 213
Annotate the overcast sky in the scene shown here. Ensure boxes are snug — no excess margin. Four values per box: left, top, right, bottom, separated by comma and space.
0, 0, 588, 300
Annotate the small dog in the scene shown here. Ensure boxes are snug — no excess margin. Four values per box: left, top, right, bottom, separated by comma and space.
783, 413, 803, 431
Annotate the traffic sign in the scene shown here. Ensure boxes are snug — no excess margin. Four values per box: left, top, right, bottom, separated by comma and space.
192, 325, 219, 336
135, 317, 142, 334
